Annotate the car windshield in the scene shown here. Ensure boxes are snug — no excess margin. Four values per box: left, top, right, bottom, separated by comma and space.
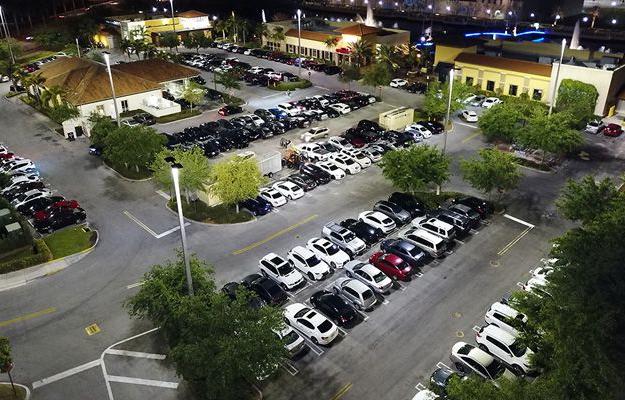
317, 320, 332, 333
509, 340, 527, 357
327, 164, 339, 171
271, 192, 282, 199
293, 308, 311, 318
344, 158, 356, 165
306, 255, 321, 267
362, 290, 373, 300
325, 244, 339, 255
282, 330, 300, 346
277, 263, 293, 275
344, 232, 356, 242
388, 203, 403, 212
485, 358, 506, 378
372, 271, 387, 283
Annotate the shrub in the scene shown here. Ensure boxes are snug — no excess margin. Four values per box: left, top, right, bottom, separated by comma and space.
0, 239, 53, 274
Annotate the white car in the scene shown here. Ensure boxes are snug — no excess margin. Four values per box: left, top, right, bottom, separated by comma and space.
329, 153, 361, 175
484, 302, 528, 337
301, 127, 330, 142
450, 341, 516, 382
11, 189, 51, 208
332, 277, 377, 310
390, 78, 408, 88
341, 148, 372, 168
316, 160, 346, 180
267, 71, 283, 80
272, 181, 304, 200
287, 246, 331, 280
327, 136, 353, 150
529, 265, 554, 280
462, 94, 486, 106
306, 237, 351, 269
259, 253, 305, 290
245, 114, 265, 127
522, 277, 551, 298
277, 102, 300, 116
358, 211, 396, 234
274, 325, 307, 358
1, 159, 36, 175
296, 143, 331, 162
475, 324, 535, 375
259, 188, 287, 207
405, 123, 432, 139
460, 110, 478, 122
284, 303, 339, 345
344, 260, 393, 294
362, 146, 383, 163
2, 175, 40, 192
481, 97, 502, 108
328, 103, 351, 115
310, 95, 330, 107
585, 120, 605, 134
248, 66, 264, 74
357, 92, 377, 103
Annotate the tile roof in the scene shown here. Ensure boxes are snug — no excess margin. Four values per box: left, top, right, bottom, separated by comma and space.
285, 28, 340, 42
177, 10, 209, 18
337, 24, 383, 36
36, 57, 161, 106
111, 59, 200, 83
454, 53, 552, 77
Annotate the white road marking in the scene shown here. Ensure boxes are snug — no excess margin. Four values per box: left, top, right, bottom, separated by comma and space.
155, 223, 191, 239
122, 211, 190, 239
261, 92, 285, 99
32, 359, 101, 389
106, 375, 179, 389
455, 121, 480, 129
503, 214, 535, 228
454, 239, 465, 245
314, 86, 330, 91
155, 190, 171, 200
337, 327, 348, 337
355, 309, 369, 321
415, 382, 427, 390
472, 325, 482, 333
104, 349, 167, 360
282, 361, 299, 376
414, 271, 424, 278
126, 281, 144, 289
382, 299, 390, 305
436, 361, 453, 370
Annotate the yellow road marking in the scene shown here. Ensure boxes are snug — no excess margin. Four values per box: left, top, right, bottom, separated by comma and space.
330, 383, 353, 400
497, 226, 532, 256
232, 215, 318, 255
85, 323, 101, 336
0, 307, 57, 328
461, 131, 481, 143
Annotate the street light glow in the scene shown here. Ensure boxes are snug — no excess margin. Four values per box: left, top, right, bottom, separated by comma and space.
530, 12, 535, 17
555, 14, 561, 20
508, 11, 512, 16
582, 16, 588, 22
446, 5, 451, 11
612, 18, 617, 24
427, 4, 433, 9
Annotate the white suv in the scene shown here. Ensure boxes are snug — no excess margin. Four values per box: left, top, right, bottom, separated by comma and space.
287, 246, 331, 281
450, 341, 515, 382
358, 211, 396, 234
277, 102, 300, 116
296, 143, 331, 162
484, 302, 527, 337
316, 160, 346, 180
329, 153, 361, 175
306, 237, 350, 269
475, 324, 535, 375
301, 127, 330, 142
259, 253, 305, 290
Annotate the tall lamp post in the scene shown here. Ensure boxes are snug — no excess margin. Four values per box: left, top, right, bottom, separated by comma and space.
102, 52, 121, 127
548, 38, 566, 116
297, 9, 302, 77
169, 0, 178, 53
165, 157, 194, 296
442, 68, 455, 156
0, 6, 15, 64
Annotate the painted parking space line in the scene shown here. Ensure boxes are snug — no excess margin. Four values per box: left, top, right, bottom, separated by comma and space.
355, 309, 369, 321
503, 214, 535, 228
0, 307, 56, 328
498, 226, 532, 256
382, 299, 390, 305
261, 92, 285, 99
232, 214, 318, 255
104, 349, 167, 360
126, 281, 144, 289
155, 190, 171, 200
436, 361, 453, 371
106, 375, 178, 389
330, 383, 352, 400
415, 382, 427, 390
472, 325, 482, 333
122, 211, 190, 239
414, 271, 424, 278
288, 282, 312, 297
32, 359, 101, 389
282, 360, 299, 376
454, 238, 465, 245
337, 327, 348, 337
457, 122, 480, 131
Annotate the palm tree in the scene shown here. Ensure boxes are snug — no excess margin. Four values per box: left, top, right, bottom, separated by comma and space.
271, 26, 286, 42
21, 73, 46, 101
240, 20, 251, 45
254, 23, 269, 44
40, 85, 66, 108
215, 20, 228, 40
348, 39, 373, 67
323, 36, 340, 54
120, 38, 132, 60
377, 44, 400, 70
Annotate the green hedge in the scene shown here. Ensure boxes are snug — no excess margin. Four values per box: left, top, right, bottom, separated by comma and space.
0, 239, 53, 274
268, 80, 313, 91
155, 109, 201, 124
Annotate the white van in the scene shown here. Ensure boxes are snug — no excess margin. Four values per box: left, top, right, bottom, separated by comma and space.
416, 217, 456, 242
402, 228, 448, 258
484, 302, 527, 337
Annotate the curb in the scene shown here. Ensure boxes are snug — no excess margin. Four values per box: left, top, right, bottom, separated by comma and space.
0, 382, 31, 399
164, 201, 258, 226
515, 162, 553, 174
0, 229, 99, 292
102, 162, 153, 182
155, 111, 204, 126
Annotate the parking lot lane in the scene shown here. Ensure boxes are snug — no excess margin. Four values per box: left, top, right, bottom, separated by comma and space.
232, 214, 318, 255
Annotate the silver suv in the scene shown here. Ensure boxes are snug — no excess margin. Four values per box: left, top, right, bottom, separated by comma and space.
322, 222, 366, 257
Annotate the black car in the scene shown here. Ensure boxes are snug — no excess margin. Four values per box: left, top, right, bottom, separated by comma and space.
221, 282, 265, 309
33, 207, 87, 233
263, 121, 285, 135
340, 218, 383, 246
323, 106, 340, 118
205, 88, 223, 101
89, 145, 102, 156
388, 192, 427, 219
449, 204, 481, 228
380, 239, 426, 268
220, 131, 249, 149
421, 121, 445, 134
201, 140, 220, 158
430, 367, 466, 395
357, 119, 385, 134
451, 196, 494, 219
191, 76, 206, 85
299, 163, 331, 185
2, 181, 46, 201
218, 105, 243, 116
310, 290, 358, 328
132, 112, 156, 125
287, 173, 317, 191
16, 195, 64, 216
434, 209, 473, 236
324, 65, 342, 75
404, 82, 427, 94
254, 109, 276, 121
239, 196, 273, 216
241, 274, 288, 306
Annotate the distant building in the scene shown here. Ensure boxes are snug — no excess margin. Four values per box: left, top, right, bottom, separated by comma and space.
263, 19, 410, 65
106, 10, 213, 47
32, 57, 199, 137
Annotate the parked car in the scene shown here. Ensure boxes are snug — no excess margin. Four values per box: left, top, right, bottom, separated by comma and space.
299, 163, 332, 185
16, 195, 64, 216
388, 192, 427, 219
329, 153, 361, 174
484, 302, 528, 337
481, 97, 502, 108
369, 252, 414, 281
33, 207, 87, 233
239, 197, 273, 216
448, 204, 481, 227
585, 120, 605, 134
132, 112, 156, 125
373, 200, 411, 225
323, 65, 342, 75
296, 143, 331, 162
328, 103, 351, 115
274, 325, 308, 359
380, 239, 426, 268
603, 123, 623, 137
358, 211, 396, 234
218, 105, 243, 116
259, 253, 305, 290
316, 160, 346, 180
241, 274, 288, 306
309, 290, 358, 328
332, 277, 377, 310
272, 180, 304, 200
463, 94, 486, 107
221, 282, 265, 309
401, 228, 448, 259
405, 123, 432, 139
459, 110, 478, 122
433, 209, 472, 236
450, 196, 493, 219
344, 260, 393, 294
430, 367, 466, 396
306, 237, 351, 269
287, 246, 332, 281
283, 303, 339, 345
450, 341, 515, 381
259, 188, 287, 207
475, 324, 535, 375
301, 127, 330, 142
413, 217, 456, 242
339, 218, 383, 246
390, 78, 408, 88
321, 222, 366, 257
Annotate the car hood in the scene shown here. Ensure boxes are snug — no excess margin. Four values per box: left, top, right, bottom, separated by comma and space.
282, 270, 304, 285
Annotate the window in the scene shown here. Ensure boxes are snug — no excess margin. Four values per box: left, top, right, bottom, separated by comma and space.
344, 287, 358, 298
465, 76, 474, 86
486, 80, 495, 91
121, 99, 129, 112
532, 89, 543, 101
299, 320, 314, 330
487, 336, 509, 353
508, 85, 518, 96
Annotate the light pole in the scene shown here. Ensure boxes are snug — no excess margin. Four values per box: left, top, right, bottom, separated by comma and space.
548, 38, 566, 116
0, 6, 15, 64
102, 52, 121, 127
165, 157, 194, 296
296, 9, 302, 77
75, 38, 81, 57
442, 68, 455, 156
169, 0, 178, 52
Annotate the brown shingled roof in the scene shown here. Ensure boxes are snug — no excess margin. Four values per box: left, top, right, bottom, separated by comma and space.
285, 28, 340, 42
112, 59, 199, 84
177, 10, 208, 18
36, 57, 161, 106
337, 24, 382, 36
454, 53, 552, 77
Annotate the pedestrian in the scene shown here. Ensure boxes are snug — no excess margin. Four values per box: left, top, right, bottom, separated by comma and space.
308, 70, 311, 80
287, 89, 291, 97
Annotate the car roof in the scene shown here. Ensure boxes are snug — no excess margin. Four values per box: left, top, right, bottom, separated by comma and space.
291, 245, 314, 258
489, 301, 520, 318
383, 253, 404, 265
406, 228, 444, 244
343, 278, 370, 293
482, 324, 516, 345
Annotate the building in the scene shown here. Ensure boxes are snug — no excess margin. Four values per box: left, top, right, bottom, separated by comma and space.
435, 32, 625, 115
263, 19, 410, 65
106, 10, 213, 47
33, 57, 200, 137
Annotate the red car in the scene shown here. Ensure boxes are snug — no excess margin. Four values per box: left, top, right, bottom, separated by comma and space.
369, 251, 414, 282
0, 153, 14, 160
33, 200, 80, 221
603, 123, 623, 137
218, 105, 243, 116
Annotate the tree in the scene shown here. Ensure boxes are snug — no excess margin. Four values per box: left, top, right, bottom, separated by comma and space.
423, 80, 474, 121
181, 81, 206, 111
104, 125, 166, 172
460, 148, 521, 202
379, 145, 451, 195
555, 175, 622, 224
477, 102, 520, 142
0, 173, 11, 189
210, 156, 266, 213
270, 26, 285, 42
21, 73, 46, 102
556, 79, 598, 127
34, 29, 70, 50
40, 85, 66, 108
0, 336, 16, 396
183, 32, 211, 53
254, 23, 269, 44
71, 16, 98, 47
160, 32, 180, 51
376, 44, 400, 70
119, 38, 133, 60
348, 39, 372, 67
214, 71, 241, 98
152, 147, 211, 202
323, 36, 340, 54
47, 103, 80, 123
125, 252, 286, 400
88, 113, 115, 148
446, 374, 552, 400
215, 20, 228, 40
338, 64, 362, 90
518, 111, 584, 161
361, 63, 392, 99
